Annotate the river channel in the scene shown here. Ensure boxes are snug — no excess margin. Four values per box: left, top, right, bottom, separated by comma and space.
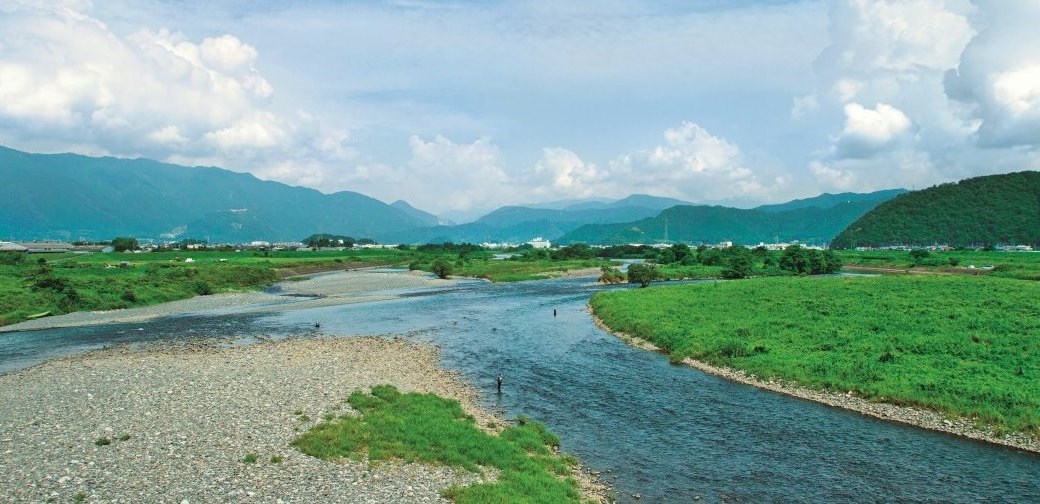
2, 275, 1038, 502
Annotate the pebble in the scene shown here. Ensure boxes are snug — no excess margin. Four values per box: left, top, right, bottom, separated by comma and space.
0, 337, 583, 502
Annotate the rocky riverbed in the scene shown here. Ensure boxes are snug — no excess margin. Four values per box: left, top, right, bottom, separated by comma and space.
0, 336, 604, 503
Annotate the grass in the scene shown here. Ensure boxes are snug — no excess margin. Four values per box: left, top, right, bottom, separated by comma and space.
292, 385, 585, 504
242, 453, 258, 464
591, 275, 1040, 436
839, 249, 1040, 280
270, 454, 284, 464
94, 437, 111, 446
118, 433, 131, 441
72, 492, 87, 503
412, 257, 612, 282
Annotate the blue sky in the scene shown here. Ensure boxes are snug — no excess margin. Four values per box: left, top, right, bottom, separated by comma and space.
1, 1, 1038, 220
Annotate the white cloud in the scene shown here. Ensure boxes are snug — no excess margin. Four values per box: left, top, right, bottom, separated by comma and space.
534, 148, 602, 197
0, 1, 331, 183
944, 1, 1040, 148
383, 135, 511, 213
834, 102, 912, 158
526, 121, 783, 205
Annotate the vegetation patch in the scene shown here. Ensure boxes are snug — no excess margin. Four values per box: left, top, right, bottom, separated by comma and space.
292, 385, 584, 503
591, 275, 1040, 436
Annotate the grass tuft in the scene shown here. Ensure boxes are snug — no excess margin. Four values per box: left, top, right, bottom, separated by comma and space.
242, 453, 258, 464
292, 385, 583, 503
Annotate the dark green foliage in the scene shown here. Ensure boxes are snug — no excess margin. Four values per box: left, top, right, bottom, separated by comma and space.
302, 234, 362, 248
778, 245, 842, 275
720, 246, 754, 279
242, 453, 258, 464
559, 191, 901, 245
431, 259, 453, 279
626, 263, 659, 287
191, 280, 213, 295
95, 437, 111, 446
591, 275, 1040, 435
832, 171, 1040, 248
110, 237, 138, 252
911, 247, 935, 262
292, 385, 583, 504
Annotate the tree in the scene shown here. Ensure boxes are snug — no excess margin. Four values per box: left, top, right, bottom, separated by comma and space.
111, 237, 139, 252
431, 259, 453, 279
721, 246, 754, 279
909, 249, 930, 264
626, 263, 659, 287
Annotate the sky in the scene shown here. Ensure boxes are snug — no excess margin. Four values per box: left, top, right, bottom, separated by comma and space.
1, 0, 1039, 221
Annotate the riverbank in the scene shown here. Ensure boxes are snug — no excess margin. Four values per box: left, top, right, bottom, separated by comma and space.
0, 269, 454, 333
591, 313, 1040, 454
0, 336, 608, 502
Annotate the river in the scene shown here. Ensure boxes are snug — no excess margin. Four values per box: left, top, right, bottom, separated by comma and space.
2, 275, 1038, 502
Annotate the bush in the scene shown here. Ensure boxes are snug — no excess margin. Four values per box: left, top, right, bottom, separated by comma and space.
431, 259, 452, 279
191, 280, 213, 295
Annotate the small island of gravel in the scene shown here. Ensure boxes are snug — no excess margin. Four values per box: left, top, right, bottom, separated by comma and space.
0, 337, 605, 503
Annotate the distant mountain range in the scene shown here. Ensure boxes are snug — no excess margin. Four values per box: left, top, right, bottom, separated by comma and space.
831, 171, 1040, 248
0, 146, 430, 243
556, 190, 904, 245
0, 145, 910, 245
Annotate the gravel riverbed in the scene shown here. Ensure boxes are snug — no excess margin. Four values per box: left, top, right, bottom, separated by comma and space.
0, 337, 496, 503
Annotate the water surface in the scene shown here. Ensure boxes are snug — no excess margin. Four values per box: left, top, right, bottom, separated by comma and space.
2, 276, 1037, 502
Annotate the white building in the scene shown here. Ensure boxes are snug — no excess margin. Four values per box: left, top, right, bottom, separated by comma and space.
527, 237, 551, 249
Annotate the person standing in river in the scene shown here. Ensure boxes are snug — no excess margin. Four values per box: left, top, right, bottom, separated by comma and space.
496, 374, 503, 394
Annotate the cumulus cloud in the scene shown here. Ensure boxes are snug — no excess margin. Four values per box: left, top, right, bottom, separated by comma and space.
834, 102, 912, 158
340, 134, 512, 214
526, 121, 784, 204
944, 1, 1040, 148
0, 1, 333, 183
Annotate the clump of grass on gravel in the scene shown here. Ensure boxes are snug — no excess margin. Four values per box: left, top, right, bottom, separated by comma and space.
292, 385, 585, 504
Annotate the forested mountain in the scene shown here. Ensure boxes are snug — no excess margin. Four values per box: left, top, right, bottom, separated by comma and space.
385, 201, 683, 243
0, 146, 430, 243
557, 196, 896, 245
755, 189, 907, 213
830, 171, 1040, 248
391, 200, 446, 226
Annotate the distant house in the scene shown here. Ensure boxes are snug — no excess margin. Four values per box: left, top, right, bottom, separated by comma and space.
527, 237, 551, 249
0, 242, 28, 253
19, 242, 73, 253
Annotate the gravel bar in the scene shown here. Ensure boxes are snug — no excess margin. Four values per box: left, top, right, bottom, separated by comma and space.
0, 336, 596, 503
0, 269, 455, 333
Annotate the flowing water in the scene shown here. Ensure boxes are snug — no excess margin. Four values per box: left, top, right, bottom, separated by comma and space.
2, 276, 1038, 502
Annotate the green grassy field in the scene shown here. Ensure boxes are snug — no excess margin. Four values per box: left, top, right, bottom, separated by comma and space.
450, 258, 611, 282
591, 275, 1040, 435
839, 249, 1040, 280
292, 385, 587, 504
0, 249, 404, 326
0, 249, 614, 326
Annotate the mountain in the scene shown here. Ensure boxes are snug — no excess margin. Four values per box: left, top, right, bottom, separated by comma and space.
0, 146, 426, 243
391, 200, 446, 226
558, 198, 898, 246
386, 203, 672, 243
831, 171, 1040, 248
755, 189, 908, 213
520, 194, 692, 211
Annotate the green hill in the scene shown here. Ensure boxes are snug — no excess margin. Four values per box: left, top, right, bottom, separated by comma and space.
557, 190, 901, 245
831, 171, 1040, 249
0, 146, 428, 243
